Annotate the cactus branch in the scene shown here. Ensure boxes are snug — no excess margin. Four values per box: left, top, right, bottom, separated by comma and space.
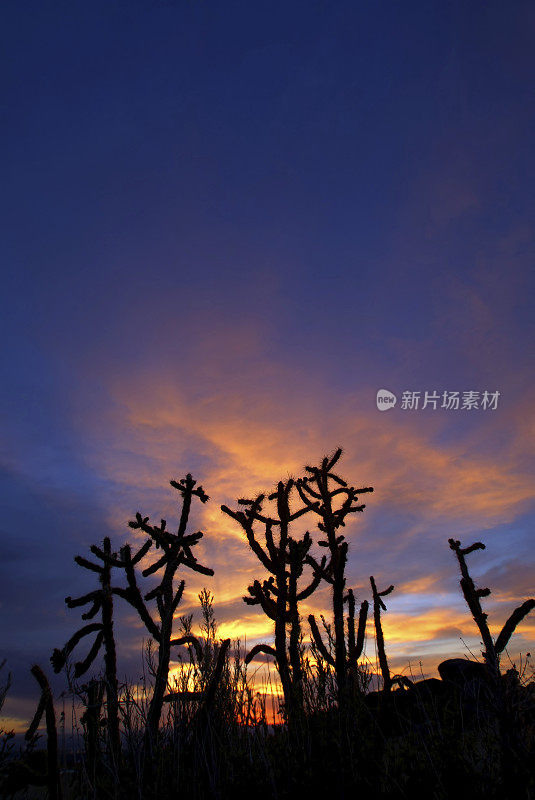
29, 665, 62, 800
370, 576, 393, 691
308, 614, 335, 667
448, 538, 499, 674
495, 598, 535, 655
245, 644, 278, 664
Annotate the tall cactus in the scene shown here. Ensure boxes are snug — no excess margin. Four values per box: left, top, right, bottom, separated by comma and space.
114, 474, 214, 779
449, 538, 535, 676
222, 479, 323, 719
297, 449, 373, 700
370, 576, 394, 691
26, 665, 62, 800
51, 536, 121, 765
449, 538, 535, 793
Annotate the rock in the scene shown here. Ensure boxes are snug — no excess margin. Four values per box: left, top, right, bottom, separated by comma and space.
438, 658, 492, 688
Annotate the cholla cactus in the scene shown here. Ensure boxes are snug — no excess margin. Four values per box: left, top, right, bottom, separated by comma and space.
448, 538, 535, 676
222, 479, 323, 718
297, 449, 373, 700
26, 665, 61, 800
51, 536, 120, 764
117, 474, 214, 775
370, 576, 394, 691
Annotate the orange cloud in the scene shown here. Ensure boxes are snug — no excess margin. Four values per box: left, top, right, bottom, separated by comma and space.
62, 324, 534, 677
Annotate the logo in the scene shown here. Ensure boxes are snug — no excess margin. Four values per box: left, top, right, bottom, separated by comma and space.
376, 389, 397, 411
375, 388, 500, 412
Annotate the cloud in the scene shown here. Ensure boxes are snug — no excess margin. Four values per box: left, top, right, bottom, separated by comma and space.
3, 312, 534, 725
40, 326, 530, 683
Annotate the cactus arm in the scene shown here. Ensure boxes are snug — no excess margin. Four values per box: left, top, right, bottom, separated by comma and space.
495, 599, 535, 655
244, 643, 277, 664
308, 614, 335, 667
170, 634, 204, 663
74, 630, 105, 678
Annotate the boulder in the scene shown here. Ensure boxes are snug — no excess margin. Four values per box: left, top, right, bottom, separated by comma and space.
438, 658, 492, 688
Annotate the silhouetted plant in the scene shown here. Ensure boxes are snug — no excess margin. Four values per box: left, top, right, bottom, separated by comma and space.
448, 538, 535, 675
26, 665, 62, 800
0, 661, 11, 716
164, 589, 232, 713
165, 634, 232, 724
307, 593, 369, 690
114, 473, 214, 786
222, 478, 324, 719
346, 588, 369, 687
51, 536, 121, 766
298, 448, 373, 700
370, 575, 394, 691
0, 661, 14, 781
449, 538, 535, 798
79, 678, 104, 790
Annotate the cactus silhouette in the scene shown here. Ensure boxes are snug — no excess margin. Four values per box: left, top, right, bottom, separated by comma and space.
222, 478, 324, 718
51, 536, 120, 765
298, 448, 373, 700
449, 538, 535, 795
118, 474, 214, 786
79, 678, 104, 788
448, 538, 535, 675
370, 576, 394, 691
164, 590, 231, 717
26, 665, 62, 800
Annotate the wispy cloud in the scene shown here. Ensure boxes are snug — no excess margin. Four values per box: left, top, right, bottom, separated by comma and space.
40, 323, 532, 677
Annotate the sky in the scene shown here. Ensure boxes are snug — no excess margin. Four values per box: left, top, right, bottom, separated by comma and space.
1, 0, 535, 730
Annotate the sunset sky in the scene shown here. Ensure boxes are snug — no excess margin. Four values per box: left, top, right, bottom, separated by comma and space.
2, 0, 535, 729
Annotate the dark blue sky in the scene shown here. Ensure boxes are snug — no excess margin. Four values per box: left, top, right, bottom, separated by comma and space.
2, 0, 534, 728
